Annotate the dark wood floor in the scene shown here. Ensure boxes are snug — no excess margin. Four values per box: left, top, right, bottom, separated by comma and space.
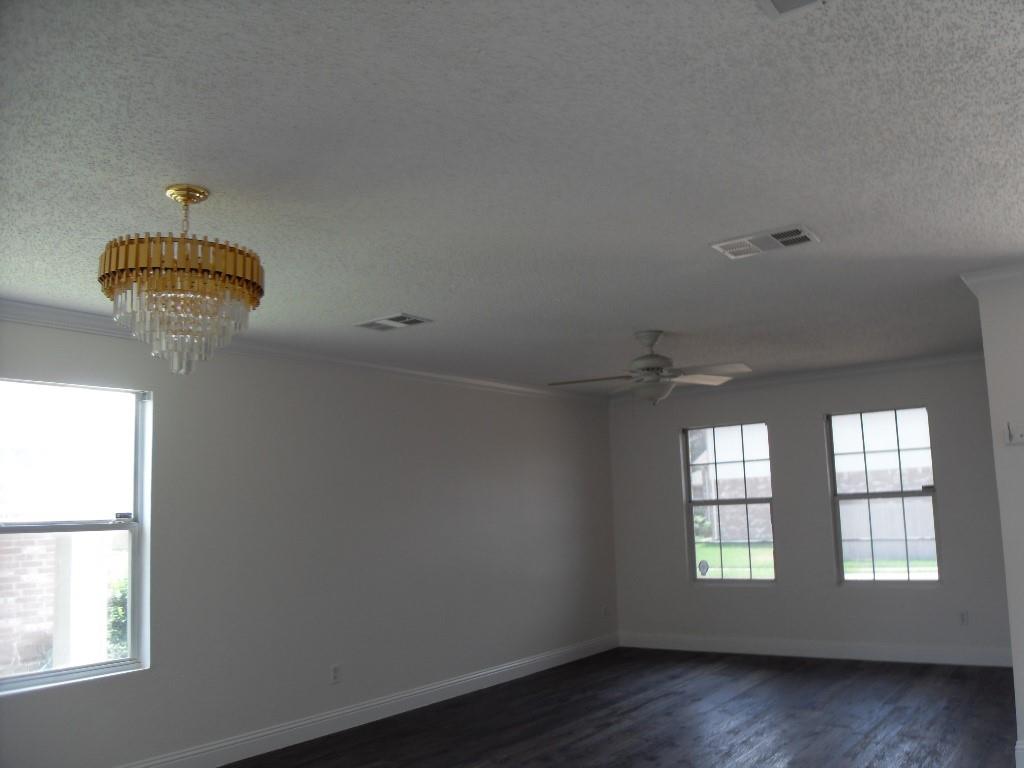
226, 648, 1015, 768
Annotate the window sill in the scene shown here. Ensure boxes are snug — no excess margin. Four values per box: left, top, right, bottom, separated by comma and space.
0, 658, 146, 696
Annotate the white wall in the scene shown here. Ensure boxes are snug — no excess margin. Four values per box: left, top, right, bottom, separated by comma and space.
611, 356, 1011, 665
0, 320, 617, 768
963, 268, 1024, 761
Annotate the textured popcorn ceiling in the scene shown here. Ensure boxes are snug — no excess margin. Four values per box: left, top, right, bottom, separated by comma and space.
2, 0, 1023, 387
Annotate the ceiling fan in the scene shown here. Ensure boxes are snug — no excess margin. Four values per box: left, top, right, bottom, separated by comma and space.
548, 330, 751, 404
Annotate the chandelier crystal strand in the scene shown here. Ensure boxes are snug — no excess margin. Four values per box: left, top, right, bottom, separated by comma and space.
99, 186, 265, 374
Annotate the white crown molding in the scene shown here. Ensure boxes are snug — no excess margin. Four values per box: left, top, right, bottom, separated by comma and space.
618, 631, 1011, 668
0, 299, 588, 401
114, 633, 617, 768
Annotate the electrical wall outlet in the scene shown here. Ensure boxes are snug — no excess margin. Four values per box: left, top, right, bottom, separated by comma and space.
959, 611, 969, 627
330, 664, 341, 685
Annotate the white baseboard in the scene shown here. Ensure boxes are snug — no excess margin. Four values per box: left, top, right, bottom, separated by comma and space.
116, 634, 617, 768
619, 631, 1012, 667
1016, 740, 1024, 766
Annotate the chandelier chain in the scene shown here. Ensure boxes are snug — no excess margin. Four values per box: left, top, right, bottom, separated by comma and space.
180, 202, 190, 236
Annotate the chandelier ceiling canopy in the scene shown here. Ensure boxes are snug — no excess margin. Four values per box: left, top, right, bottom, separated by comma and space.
98, 185, 266, 374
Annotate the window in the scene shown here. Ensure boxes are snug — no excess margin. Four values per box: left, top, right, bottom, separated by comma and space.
683, 423, 775, 580
0, 379, 150, 693
827, 407, 938, 581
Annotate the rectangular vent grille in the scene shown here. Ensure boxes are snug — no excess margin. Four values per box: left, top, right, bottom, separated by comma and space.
357, 313, 432, 330
711, 225, 819, 260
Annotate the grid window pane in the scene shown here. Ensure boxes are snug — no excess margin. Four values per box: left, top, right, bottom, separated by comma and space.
839, 499, 871, 539
744, 460, 772, 497
904, 496, 936, 539
905, 496, 938, 580
689, 465, 717, 501
0, 381, 137, 523
714, 426, 744, 462
748, 504, 775, 580
865, 451, 901, 493
834, 453, 868, 494
692, 505, 722, 580
0, 530, 131, 679
719, 505, 751, 579
842, 540, 875, 580
716, 462, 746, 499
896, 408, 931, 449
829, 408, 938, 582
900, 449, 933, 491
831, 413, 864, 454
688, 428, 715, 465
742, 423, 770, 461
839, 500, 872, 579
684, 422, 774, 581
908, 539, 938, 580
862, 410, 898, 451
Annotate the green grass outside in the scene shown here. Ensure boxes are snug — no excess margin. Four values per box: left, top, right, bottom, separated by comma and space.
695, 543, 938, 581
695, 541, 774, 580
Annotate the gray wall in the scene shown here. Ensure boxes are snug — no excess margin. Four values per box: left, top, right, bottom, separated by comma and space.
0, 321, 617, 768
610, 356, 1011, 664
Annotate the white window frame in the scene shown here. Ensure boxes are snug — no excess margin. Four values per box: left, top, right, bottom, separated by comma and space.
682, 422, 776, 583
825, 407, 940, 584
0, 380, 151, 695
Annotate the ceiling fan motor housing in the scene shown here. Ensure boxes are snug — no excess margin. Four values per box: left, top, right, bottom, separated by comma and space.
630, 352, 673, 374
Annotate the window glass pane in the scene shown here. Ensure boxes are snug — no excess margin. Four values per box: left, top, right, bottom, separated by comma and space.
689, 464, 717, 501
716, 462, 746, 499
688, 428, 715, 465
840, 499, 874, 580
842, 539, 874, 580
904, 496, 936, 539
742, 423, 770, 461
0, 381, 136, 523
714, 426, 744, 463
692, 505, 721, 580
839, 499, 870, 540
896, 408, 931, 449
870, 498, 908, 580
900, 449, 933, 491
865, 450, 901, 493
862, 410, 899, 452
831, 413, 864, 454
744, 460, 772, 497
905, 496, 938, 580
0, 530, 131, 679
908, 539, 938, 580
747, 504, 774, 579
719, 505, 751, 579
834, 453, 867, 494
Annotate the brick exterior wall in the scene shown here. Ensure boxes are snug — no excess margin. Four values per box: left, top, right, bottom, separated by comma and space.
0, 535, 57, 675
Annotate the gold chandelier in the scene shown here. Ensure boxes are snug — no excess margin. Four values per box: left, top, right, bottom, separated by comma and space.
98, 185, 266, 374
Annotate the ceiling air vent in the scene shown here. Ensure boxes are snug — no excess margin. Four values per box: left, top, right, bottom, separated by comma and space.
711, 225, 819, 260
756, 0, 832, 17
357, 313, 432, 331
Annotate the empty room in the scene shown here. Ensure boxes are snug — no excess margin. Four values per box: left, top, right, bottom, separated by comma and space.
2, 1, 1024, 766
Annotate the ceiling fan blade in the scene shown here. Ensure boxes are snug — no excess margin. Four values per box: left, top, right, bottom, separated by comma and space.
547, 375, 632, 386
672, 373, 732, 386
686, 362, 752, 376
